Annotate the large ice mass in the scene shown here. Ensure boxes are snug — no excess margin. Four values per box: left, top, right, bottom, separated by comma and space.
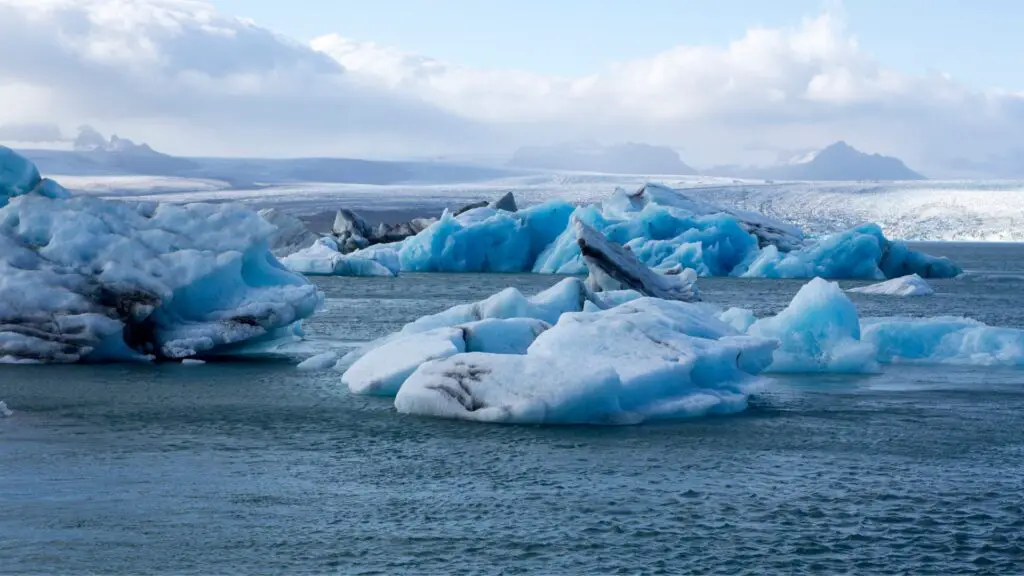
340, 277, 642, 392
0, 147, 321, 363
393, 298, 778, 424
337, 276, 780, 425
748, 278, 879, 373
328, 183, 960, 280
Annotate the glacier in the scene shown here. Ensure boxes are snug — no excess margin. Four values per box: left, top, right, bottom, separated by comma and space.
0, 146, 321, 363
848, 274, 934, 296
393, 298, 778, 425
335, 183, 961, 280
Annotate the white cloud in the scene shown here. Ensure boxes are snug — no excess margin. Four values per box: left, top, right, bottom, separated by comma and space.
0, 0, 1020, 170
312, 12, 1024, 170
0, 0, 485, 157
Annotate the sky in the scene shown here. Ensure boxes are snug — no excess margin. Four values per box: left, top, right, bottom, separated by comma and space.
211, 0, 1024, 91
0, 0, 1021, 174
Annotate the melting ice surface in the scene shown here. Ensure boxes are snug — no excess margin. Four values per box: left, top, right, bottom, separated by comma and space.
0, 147, 321, 363
328, 183, 961, 280
848, 274, 934, 296
393, 298, 778, 425
281, 237, 399, 277
335, 272, 1024, 425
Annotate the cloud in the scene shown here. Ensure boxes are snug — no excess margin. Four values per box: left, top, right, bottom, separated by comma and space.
312, 13, 1024, 170
0, 0, 1020, 170
0, 0, 486, 156
0, 121, 63, 142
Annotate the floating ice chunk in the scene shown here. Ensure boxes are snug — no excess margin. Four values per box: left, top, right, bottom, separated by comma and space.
297, 351, 339, 371
863, 317, 1024, 367
259, 208, 318, 257
0, 149, 321, 363
1, 146, 42, 203
719, 307, 757, 333
740, 224, 960, 280
396, 298, 778, 425
0, 400, 11, 417
282, 237, 399, 277
574, 219, 700, 302
181, 358, 206, 365
396, 354, 629, 424
398, 201, 574, 273
401, 277, 611, 336
344, 327, 467, 396
462, 317, 550, 355
849, 274, 934, 296
489, 191, 519, 212
344, 316, 553, 395
748, 278, 878, 373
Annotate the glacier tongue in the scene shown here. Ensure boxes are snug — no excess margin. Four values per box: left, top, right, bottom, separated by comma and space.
0, 146, 322, 363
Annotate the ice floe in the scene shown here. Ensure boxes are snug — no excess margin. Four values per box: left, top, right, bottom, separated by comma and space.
848, 274, 934, 296
0, 146, 321, 363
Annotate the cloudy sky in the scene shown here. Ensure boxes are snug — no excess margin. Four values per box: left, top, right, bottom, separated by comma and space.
0, 0, 1021, 171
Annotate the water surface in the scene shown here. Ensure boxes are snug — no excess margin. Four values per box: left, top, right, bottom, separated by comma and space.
2, 244, 1023, 574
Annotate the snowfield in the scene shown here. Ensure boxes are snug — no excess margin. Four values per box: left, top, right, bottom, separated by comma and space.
58, 171, 1024, 242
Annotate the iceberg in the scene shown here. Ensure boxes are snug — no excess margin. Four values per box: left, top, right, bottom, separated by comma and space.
862, 317, 1024, 367
738, 224, 960, 280
341, 277, 639, 393
748, 278, 879, 373
258, 208, 318, 258
394, 297, 778, 425
575, 219, 700, 301
343, 317, 551, 396
848, 274, 934, 296
262, 181, 959, 281
281, 236, 399, 277
396, 201, 575, 273
0, 146, 321, 363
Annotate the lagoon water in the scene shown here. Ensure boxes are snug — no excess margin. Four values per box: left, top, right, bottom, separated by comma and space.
2, 243, 1023, 574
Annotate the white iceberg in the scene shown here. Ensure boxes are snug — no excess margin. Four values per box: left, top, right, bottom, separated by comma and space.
748, 278, 879, 373
281, 236, 400, 277
848, 274, 934, 296
258, 208, 318, 258
395, 298, 778, 425
863, 317, 1024, 367
574, 218, 700, 301
0, 146, 321, 363
341, 278, 633, 393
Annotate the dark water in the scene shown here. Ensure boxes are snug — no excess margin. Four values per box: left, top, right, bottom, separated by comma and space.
3, 244, 1024, 574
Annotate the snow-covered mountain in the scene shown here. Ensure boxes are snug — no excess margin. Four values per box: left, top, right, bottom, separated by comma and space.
509, 142, 697, 175
707, 142, 926, 181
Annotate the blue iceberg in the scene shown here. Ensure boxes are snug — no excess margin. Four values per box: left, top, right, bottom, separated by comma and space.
0, 146, 321, 363
731, 278, 1024, 371
748, 278, 879, 373
341, 183, 960, 280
